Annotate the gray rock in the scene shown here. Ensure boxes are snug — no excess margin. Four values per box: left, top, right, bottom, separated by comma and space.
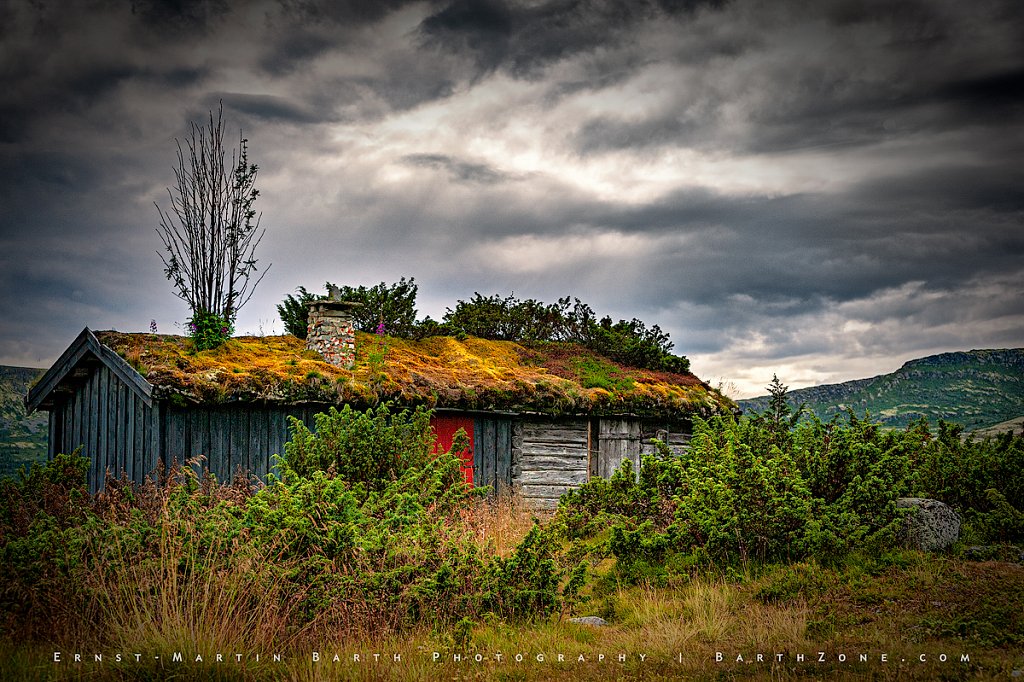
964, 544, 1024, 563
897, 498, 960, 551
965, 545, 998, 561
569, 616, 608, 626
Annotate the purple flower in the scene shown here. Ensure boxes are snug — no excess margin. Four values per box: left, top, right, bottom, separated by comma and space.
376, 321, 386, 336
150, 319, 158, 334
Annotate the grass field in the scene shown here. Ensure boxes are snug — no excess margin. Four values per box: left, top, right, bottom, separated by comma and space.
3, 496, 1022, 682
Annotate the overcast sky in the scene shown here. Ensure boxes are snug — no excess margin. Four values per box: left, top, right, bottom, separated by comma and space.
1, 0, 1022, 398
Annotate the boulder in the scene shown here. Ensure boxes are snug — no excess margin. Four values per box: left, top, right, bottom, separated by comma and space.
897, 498, 960, 551
964, 545, 1024, 563
569, 616, 608, 626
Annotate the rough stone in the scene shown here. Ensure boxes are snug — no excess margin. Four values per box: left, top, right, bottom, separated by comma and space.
306, 301, 358, 368
964, 545, 1024, 563
569, 616, 608, 626
897, 497, 961, 551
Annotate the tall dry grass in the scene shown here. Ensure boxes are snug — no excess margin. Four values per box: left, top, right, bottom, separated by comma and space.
84, 496, 297, 656
459, 489, 538, 557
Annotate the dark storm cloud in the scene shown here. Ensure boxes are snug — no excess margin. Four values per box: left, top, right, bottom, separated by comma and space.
419, 0, 727, 79
275, 0, 426, 26
606, 177, 1024, 307
129, 0, 232, 34
937, 68, 1024, 117
566, 0, 1024, 158
849, 163, 1024, 215
0, 0, 1021, 392
401, 154, 511, 184
217, 93, 324, 124
257, 30, 337, 76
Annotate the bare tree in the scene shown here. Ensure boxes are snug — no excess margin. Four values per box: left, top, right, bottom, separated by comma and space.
156, 103, 269, 333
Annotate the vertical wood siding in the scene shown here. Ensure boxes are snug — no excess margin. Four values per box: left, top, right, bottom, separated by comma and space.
596, 418, 693, 480
596, 418, 642, 479
50, 364, 159, 493
162, 404, 324, 485
473, 416, 512, 495
49, 367, 330, 492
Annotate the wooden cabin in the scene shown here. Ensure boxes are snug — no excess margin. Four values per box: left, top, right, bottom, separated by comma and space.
27, 316, 734, 509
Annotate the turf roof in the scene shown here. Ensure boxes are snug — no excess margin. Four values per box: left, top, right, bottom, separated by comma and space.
93, 331, 736, 419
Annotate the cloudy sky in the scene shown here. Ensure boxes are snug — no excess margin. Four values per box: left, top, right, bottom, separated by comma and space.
1, 0, 1022, 397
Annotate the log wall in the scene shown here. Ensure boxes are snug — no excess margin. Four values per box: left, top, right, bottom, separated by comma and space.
514, 418, 590, 510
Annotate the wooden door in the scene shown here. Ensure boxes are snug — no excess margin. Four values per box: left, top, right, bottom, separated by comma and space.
431, 414, 475, 485
597, 418, 642, 479
473, 416, 512, 495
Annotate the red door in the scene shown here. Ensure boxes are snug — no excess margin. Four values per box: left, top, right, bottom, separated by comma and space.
431, 414, 475, 485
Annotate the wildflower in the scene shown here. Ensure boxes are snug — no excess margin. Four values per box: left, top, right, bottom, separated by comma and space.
376, 321, 386, 336
150, 319, 158, 334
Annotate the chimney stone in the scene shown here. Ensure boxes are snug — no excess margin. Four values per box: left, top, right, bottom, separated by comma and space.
306, 301, 359, 368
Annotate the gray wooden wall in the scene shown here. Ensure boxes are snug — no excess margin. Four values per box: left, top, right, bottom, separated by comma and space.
473, 416, 512, 495
50, 363, 160, 493
51, 367, 327, 492
514, 418, 590, 510
593, 418, 692, 479
515, 416, 692, 510
162, 404, 323, 484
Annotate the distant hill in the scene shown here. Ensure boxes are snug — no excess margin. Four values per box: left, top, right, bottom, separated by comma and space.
0, 365, 47, 478
737, 349, 1024, 432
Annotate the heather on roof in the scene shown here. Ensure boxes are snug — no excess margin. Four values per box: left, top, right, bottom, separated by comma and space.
93, 331, 735, 418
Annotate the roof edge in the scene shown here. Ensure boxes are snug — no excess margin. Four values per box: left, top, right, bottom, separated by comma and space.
26, 327, 153, 413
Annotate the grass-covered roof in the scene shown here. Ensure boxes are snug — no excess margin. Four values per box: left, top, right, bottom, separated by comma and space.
94, 331, 735, 419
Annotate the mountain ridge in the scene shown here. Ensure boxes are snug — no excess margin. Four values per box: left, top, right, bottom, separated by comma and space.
737, 348, 1024, 431
0, 365, 47, 477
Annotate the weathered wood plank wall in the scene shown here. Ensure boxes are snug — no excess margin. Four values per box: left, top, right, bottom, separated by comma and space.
162, 404, 323, 484
50, 364, 161, 493
596, 418, 693, 478
514, 418, 589, 510
473, 416, 512, 495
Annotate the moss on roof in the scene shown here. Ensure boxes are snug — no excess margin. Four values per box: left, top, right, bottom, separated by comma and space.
93, 331, 735, 419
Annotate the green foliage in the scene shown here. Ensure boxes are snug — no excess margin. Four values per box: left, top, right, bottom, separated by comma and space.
443, 293, 689, 373
187, 310, 234, 351
754, 560, 834, 604
281, 403, 434, 491
571, 356, 635, 391
277, 281, 692, 373
443, 293, 569, 343
582, 314, 689, 374
672, 418, 813, 565
277, 285, 316, 338
329, 277, 420, 337
556, 410, 1024, 578
279, 278, 421, 339
914, 420, 1024, 514
0, 409, 574, 647
482, 523, 561, 620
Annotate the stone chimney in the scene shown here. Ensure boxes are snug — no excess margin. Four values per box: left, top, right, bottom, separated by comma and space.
306, 300, 359, 368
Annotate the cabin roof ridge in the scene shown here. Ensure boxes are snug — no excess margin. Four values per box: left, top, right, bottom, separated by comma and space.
26, 327, 153, 413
